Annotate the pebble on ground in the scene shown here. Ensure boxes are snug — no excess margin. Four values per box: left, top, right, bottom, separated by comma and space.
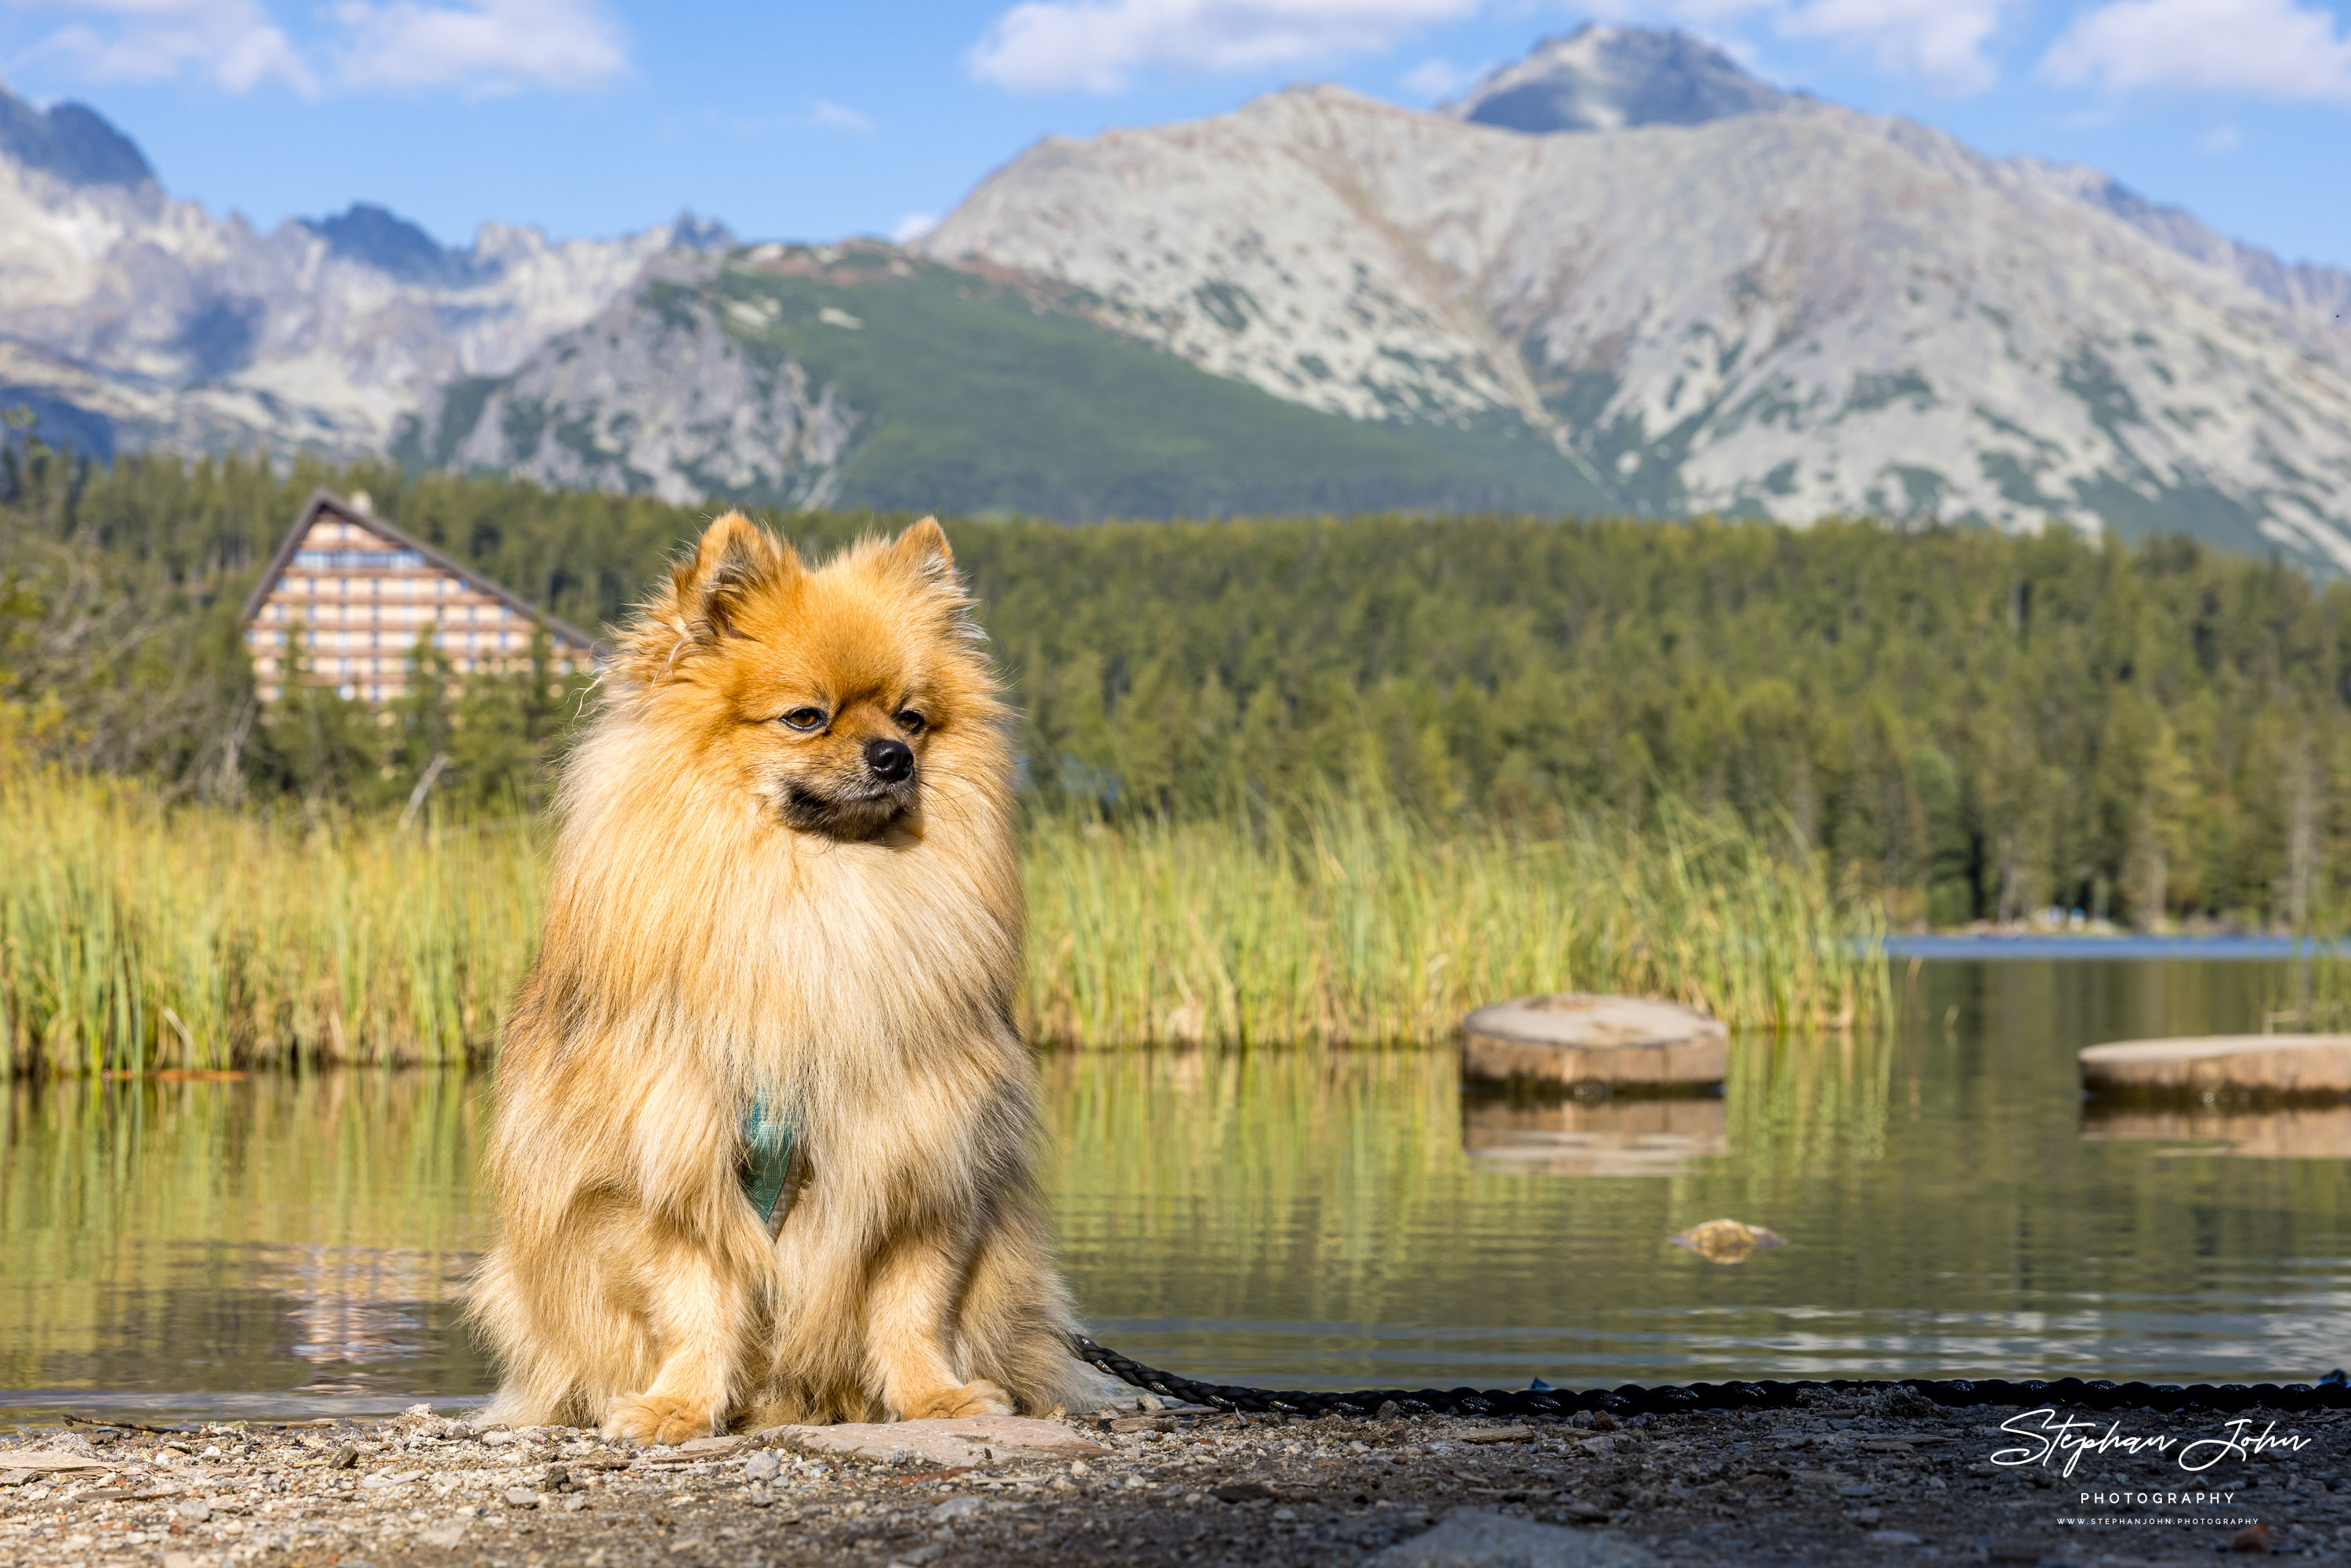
2, 1385, 2343, 1566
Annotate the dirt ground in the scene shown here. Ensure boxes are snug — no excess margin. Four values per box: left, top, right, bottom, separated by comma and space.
5, 1385, 2346, 1566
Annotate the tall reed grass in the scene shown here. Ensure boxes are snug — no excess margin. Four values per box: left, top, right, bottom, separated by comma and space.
0, 770, 1884, 1074
1022, 793, 1885, 1046
0, 771, 542, 1076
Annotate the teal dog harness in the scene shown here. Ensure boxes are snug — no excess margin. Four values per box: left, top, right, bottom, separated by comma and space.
739, 1093, 810, 1237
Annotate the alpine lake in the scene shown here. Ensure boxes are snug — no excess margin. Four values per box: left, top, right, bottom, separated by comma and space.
5, 956, 2348, 1429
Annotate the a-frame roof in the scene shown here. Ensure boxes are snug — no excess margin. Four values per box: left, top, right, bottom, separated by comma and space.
240, 487, 601, 654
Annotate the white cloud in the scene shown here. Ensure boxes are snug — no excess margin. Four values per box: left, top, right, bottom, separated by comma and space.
19, 0, 315, 93
967, 0, 1479, 93
1400, 54, 1472, 96
2041, 0, 2351, 100
890, 212, 938, 244
328, 0, 628, 95
810, 98, 876, 133
5, 0, 626, 96
1776, 0, 2015, 95
2199, 121, 2241, 149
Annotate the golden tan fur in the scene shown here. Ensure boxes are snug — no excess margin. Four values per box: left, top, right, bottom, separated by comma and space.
469, 513, 1078, 1442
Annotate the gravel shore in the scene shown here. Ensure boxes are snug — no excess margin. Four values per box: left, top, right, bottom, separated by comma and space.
6, 1385, 2348, 1566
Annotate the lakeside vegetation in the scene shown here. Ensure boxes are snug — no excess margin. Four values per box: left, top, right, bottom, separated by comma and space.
5, 442, 2349, 934
0, 770, 1876, 1074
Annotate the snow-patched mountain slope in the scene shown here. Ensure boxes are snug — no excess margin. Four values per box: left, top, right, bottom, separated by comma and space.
921, 85, 2351, 568
0, 100, 718, 458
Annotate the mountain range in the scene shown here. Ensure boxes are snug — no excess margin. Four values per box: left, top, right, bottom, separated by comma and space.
5, 27, 2351, 569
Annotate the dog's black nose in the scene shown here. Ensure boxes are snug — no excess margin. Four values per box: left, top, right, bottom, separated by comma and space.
864, 737, 914, 783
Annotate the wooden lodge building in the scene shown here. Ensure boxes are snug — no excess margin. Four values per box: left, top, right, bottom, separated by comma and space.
241, 490, 597, 704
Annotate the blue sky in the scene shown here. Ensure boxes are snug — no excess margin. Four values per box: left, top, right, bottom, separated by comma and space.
1, 0, 2347, 272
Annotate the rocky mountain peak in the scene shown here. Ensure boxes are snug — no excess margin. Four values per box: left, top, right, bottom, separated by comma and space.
303, 203, 477, 284
0, 80, 152, 188
1444, 24, 1790, 134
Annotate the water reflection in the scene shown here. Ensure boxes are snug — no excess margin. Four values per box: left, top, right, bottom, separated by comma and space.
0, 1072, 488, 1424
2082, 1103, 2351, 1160
1462, 1094, 1728, 1176
4, 959, 2350, 1424
1049, 961, 2351, 1391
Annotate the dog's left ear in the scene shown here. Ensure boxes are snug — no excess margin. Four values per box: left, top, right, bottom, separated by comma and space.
882, 516, 954, 584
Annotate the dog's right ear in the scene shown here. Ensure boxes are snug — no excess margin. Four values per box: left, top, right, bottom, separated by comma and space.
669, 512, 799, 642
672, 512, 799, 639
621, 512, 801, 684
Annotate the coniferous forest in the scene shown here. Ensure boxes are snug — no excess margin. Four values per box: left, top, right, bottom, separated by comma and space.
5, 431, 2348, 932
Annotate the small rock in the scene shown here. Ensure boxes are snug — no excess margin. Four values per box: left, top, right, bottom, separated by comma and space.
1457, 1427, 1534, 1444
680, 1435, 747, 1456
1557, 1500, 1610, 1523
746, 1483, 773, 1508
1069, 1459, 1091, 1476
416, 1520, 468, 1548
393, 1402, 447, 1436
1376, 1509, 1660, 1566
755, 1416, 1107, 1467
1866, 1530, 1924, 1546
176, 1500, 211, 1523
742, 1450, 781, 1483
324, 1444, 357, 1470
505, 1487, 539, 1508
543, 1463, 571, 1490
1668, 1219, 1787, 1264
2230, 1523, 2275, 1553
0, 1450, 111, 1473
1138, 1393, 1165, 1411
929, 1495, 987, 1523
481, 1429, 519, 1447
1212, 1482, 1274, 1504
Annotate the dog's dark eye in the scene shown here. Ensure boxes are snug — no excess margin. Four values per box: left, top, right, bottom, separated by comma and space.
780, 707, 828, 732
895, 708, 926, 735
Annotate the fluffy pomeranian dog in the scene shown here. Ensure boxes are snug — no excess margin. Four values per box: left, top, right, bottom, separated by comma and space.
469, 512, 1079, 1441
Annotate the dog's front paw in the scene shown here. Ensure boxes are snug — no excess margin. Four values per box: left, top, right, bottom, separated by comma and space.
600, 1393, 722, 1445
903, 1379, 1014, 1420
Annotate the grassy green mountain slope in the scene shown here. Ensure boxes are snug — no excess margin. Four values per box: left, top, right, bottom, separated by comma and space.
402, 244, 1608, 521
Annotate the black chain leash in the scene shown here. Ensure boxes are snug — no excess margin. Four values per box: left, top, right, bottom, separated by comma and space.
1069, 1334, 2351, 1420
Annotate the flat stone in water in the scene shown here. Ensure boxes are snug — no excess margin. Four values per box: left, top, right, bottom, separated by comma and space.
1460, 994, 1726, 1088
1377, 1508, 1660, 1566
2078, 1034, 2351, 1095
